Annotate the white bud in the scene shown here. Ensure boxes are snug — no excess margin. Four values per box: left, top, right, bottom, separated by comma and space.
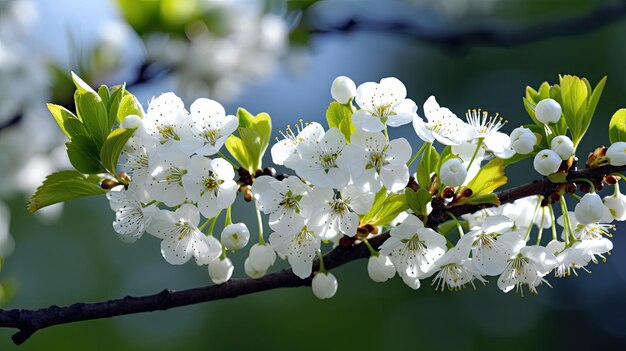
248, 243, 276, 272
607, 142, 626, 166
535, 98, 562, 124
120, 114, 142, 129
604, 193, 626, 221
439, 158, 467, 187
367, 254, 396, 282
510, 127, 537, 154
244, 257, 266, 278
220, 223, 250, 250
311, 272, 338, 299
208, 257, 234, 284
550, 135, 574, 160
575, 193, 611, 224
533, 149, 561, 176
331, 76, 356, 104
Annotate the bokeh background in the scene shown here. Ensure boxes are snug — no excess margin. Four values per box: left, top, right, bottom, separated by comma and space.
1, 0, 626, 349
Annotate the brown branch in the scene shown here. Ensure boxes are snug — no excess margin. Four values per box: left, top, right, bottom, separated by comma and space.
0, 163, 623, 344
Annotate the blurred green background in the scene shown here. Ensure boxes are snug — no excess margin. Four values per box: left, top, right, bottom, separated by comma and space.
1, 0, 626, 350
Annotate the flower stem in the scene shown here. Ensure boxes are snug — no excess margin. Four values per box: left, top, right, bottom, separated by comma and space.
524, 196, 542, 241
254, 199, 265, 245
362, 238, 379, 256
383, 126, 389, 141
446, 211, 465, 238
548, 204, 558, 241
560, 199, 573, 246
224, 206, 233, 227
466, 138, 484, 172
408, 142, 428, 168
207, 210, 222, 236
536, 209, 545, 245
317, 250, 326, 273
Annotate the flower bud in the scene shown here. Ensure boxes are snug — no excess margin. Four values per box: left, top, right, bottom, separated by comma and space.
510, 127, 537, 154
575, 193, 611, 224
535, 98, 562, 124
439, 158, 467, 187
367, 254, 396, 282
208, 257, 234, 284
331, 76, 356, 104
604, 193, 626, 221
533, 149, 561, 176
244, 257, 266, 278
607, 142, 626, 166
247, 243, 276, 273
120, 114, 142, 129
220, 223, 250, 250
550, 135, 574, 160
312, 272, 338, 299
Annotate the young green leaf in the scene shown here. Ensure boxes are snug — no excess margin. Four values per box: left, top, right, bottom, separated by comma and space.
416, 143, 439, 190
66, 135, 105, 174
225, 108, 272, 172
360, 189, 409, 227
326, 102, 354, 142
405, 188, 432, 218
28, 170, 107, 214
609, 109, 626, 143
466, 158, 507, 196
47, 103, 80, 139
76, 91, 109, 147
100, 128, 136, 176
71, 71, 97, 94
559, 75, 589, 146
116, 91, 144, 124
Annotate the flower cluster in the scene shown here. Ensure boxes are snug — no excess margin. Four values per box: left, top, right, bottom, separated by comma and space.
34, 73, 621, 299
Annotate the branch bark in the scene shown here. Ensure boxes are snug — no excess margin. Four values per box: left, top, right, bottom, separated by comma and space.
0, 163, 623, 344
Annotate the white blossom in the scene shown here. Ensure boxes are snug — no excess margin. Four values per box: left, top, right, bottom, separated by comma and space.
189, 98, 238, 156
142, 92, 197, 153
607, 142, 626, 166
331, 76, 356, 104
413, 96, 475, 146
209, 257, 234, 284
338, 132, 411, 193
465, 109, 514, 159
533, 149, 561, 176
510, 127, 537, 154
439, 158, 467, 187
604, 192, 626, 221
535, 98, 562, 124
106, 186, 158, 243
293, 128, 351, 189
220, 223, 250, 250
367, 254, 396, 283
245, 243, 277, 278
151, 205, 210, 265
182, 155, 237, 219
353, 77, 417, 132
550, 135, 574, 160
271, 121, 324, 169
146, 146, 190, 207
312, 272, 338, 299
269, 223, 323, 279
574, 193, 612, 225
498, 245, 557, 295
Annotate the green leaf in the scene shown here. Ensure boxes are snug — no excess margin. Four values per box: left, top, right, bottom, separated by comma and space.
465, 193, 500, 206
100, 128, 136, 175
47, 103, 81, 139
548, 172, 567, 184
226, 108, 272, 172
66, 135, 105, 174
326, 102, 355, 142
360, 188, 409, 226
466, 158, 507, 196
416, 143, 439, 190
28, 170, 107, 213
559, 75, 589, 146
609, 109, 626, 143
71, 71, 97, 95
76, 91, 109, 147
98, 85, 111, 108
116, 90, 144, 124
405, 188, 432, 218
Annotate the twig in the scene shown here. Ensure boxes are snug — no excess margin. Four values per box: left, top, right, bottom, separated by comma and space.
0, 163, 621, 344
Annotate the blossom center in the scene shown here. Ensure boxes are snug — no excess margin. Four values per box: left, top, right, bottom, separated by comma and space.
158, 125, 180, 142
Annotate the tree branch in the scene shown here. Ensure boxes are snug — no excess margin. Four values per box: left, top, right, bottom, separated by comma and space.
312, 0, 626, 48
0, 163, 623, 344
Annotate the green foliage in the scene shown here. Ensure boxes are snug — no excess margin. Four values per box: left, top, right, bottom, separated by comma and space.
28, 171, 107, 214
75, 90, 109, 147
609, 109, 626, 143
361, 188, 409, 226
100, 128, 136, 176
558, 75, 606, 146
66, 135, 105, 174
46, 103, 83, 139
466, 158, 507, 199
326, 102, 355, 142
405, 188, 432, 218
117, 90, 144, 124
416, 143, 439, 190
547, 172, 567, 183
225, 108, 272, 172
